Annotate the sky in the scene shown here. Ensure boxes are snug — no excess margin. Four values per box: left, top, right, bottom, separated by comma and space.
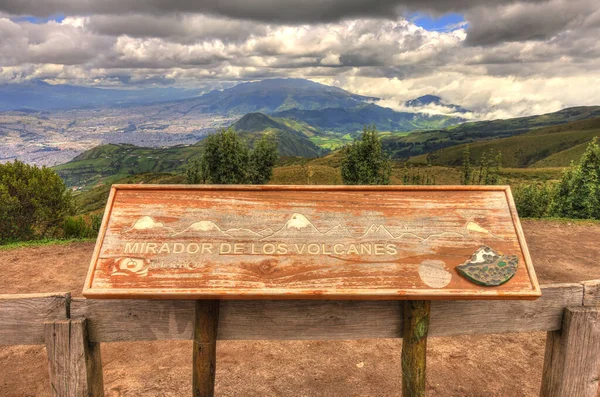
0, 0, 599, 119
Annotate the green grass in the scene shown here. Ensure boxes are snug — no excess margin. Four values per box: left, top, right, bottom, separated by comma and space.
309, 134, 353, 150
518, 217, 600, 225
531, 141, 591, 167
0, 238, 95, 250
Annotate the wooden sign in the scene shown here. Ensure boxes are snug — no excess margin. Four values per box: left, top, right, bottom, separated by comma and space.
83, 185, 541, 300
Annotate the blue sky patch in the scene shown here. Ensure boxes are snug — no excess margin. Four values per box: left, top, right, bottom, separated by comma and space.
409, 13, 467, 31
11, 14, 65, 24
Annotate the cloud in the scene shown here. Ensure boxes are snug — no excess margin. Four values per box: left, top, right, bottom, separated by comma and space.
0, 1, 599, 119
464, 0, 599, 46
0, 0, 549, 23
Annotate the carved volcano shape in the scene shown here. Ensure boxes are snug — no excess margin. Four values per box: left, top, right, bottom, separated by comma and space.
457, 246, 518, 287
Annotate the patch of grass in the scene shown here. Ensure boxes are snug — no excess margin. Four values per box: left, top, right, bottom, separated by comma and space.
0, 238, 94, 251
531, 141, 591, 167
519, 217, 600, 225
309, 134, 354, 150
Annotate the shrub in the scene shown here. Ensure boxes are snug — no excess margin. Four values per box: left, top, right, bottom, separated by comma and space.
62, 216, 91, 239
0, 160, 74, 243
62, 213, 102, 239
513, 183, 554, 218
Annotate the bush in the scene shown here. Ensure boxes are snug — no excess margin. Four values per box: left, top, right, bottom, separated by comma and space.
0, 160, 74, 243
62, 213, 102, 239
513, 183, 554, 218
62, 216, 91, 239
341, 125, 391, 185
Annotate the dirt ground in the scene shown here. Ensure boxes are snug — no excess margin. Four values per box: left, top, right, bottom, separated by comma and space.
1, 219, 600, 396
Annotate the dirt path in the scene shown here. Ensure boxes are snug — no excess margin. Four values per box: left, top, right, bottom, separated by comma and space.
1, 219, 599, 396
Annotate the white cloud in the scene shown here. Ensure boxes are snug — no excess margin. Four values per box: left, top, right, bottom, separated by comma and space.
0, 2, 599, 119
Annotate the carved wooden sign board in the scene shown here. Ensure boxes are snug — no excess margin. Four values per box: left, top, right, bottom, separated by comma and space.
83, 185, 541, 300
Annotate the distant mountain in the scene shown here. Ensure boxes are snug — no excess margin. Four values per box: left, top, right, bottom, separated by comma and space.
232, 112, 326, 158
405, 94, 470, 114
406, 95, 444, 107
162, 78, 379, 116
274, 103, 464, 133
131, 79, 465, 132
382, 106, 600, 160
0, 80, 202, 111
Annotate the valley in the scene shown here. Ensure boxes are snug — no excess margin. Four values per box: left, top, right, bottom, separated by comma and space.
0, 78, 465, 166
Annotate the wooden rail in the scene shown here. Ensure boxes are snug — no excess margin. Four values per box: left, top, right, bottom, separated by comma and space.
2, 280, 600, 396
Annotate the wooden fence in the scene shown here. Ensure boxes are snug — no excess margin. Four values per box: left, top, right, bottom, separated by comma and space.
2, 280, 600, 396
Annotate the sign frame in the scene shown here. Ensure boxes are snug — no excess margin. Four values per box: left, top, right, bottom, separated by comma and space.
83, 184, 541, 300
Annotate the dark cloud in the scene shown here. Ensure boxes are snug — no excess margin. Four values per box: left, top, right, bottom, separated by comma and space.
464, 0, 598, 46
87, 14, 265, 43
0, 0, 547, 23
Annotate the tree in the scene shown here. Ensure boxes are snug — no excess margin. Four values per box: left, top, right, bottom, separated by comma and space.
341, 125, 391, 185
248, 135, 279, 184
552, 137, 600, 219
0, 160, 74, 243
186, 128, 278, 185
464, 147, 502, 186
461, 145, 472, 185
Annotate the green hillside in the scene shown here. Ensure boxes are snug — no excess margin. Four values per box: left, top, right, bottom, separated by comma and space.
54, 143, 203, 188
382, 106, 600, 159
530, 141, 591, 167
415, 117, 600, 167
55, 113, 328, 188
232, 113, 326, 158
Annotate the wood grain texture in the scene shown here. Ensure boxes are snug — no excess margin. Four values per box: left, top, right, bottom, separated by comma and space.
83, 185, 540, 300
0, 293, 69, 345
71, 282, 581, 342
44, 319, 104, 397
582, 279, 600, 307
193, 300, 219, 397
540, 307, 600, 397
401, 300, 430, 397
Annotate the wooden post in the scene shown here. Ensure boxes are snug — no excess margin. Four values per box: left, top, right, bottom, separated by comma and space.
401, 300, 431, 397
540, 307, 600, 397
44, 318, 104, 397
193, 300, 220, 397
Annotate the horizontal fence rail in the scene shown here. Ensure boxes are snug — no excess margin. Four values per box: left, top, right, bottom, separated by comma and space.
1, 280, 600, 396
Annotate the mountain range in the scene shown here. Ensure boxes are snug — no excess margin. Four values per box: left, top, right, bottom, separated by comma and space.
0, 78, 467, 166
0, 80, 203, 111
54, 106, 600, 189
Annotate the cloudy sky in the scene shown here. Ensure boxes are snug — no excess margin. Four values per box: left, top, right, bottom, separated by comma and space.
0, 0, 599, 118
